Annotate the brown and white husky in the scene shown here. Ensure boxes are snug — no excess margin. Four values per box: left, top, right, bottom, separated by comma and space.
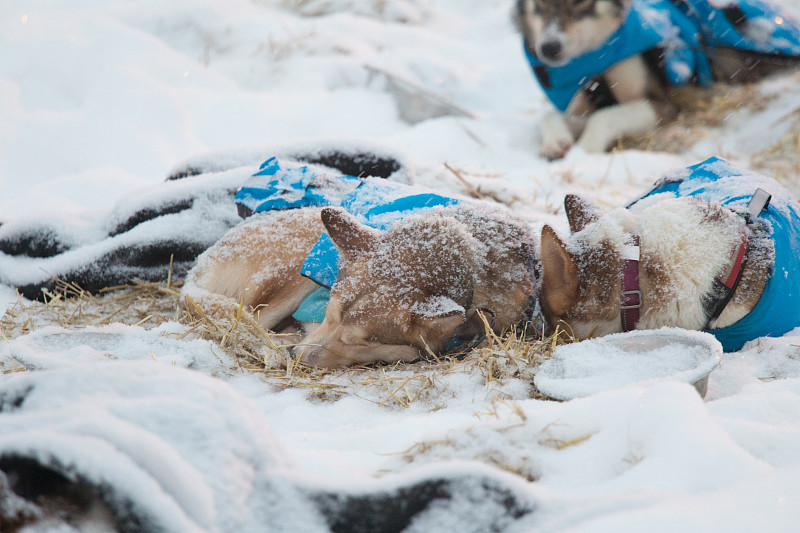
537, 193, 773, 340
513, 0, 799, 159
182, 205, 538, 368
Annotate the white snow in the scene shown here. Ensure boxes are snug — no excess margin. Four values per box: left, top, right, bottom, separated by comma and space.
410, 294, 465, 318
3, 0, 800, 531
534, 328, 723, 400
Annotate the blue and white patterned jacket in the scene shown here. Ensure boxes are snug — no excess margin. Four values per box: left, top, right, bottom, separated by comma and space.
633, 157, 800, 351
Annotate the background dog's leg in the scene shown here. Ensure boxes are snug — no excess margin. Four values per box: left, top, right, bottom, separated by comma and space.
576, 100, 659, 153
540, 111, 576, 160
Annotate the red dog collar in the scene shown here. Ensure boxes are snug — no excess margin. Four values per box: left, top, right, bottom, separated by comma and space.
620, 235, 641, 332
620, 229, 751, 333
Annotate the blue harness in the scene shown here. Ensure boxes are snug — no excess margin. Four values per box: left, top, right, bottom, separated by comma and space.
633, 157, 800, 351
524, 0, 800, 112
235, 158, 462, 322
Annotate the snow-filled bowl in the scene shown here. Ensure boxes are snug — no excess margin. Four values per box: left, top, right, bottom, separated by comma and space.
534, 327, 722, 400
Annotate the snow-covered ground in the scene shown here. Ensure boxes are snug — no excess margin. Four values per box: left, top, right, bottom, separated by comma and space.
2, 0, 800, 531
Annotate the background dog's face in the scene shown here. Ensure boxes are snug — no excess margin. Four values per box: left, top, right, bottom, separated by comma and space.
515, 0, 629, 65
297, 208, 478, 368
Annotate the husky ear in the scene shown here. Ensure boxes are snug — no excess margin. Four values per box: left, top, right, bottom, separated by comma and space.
564, 194, 603, 234
321, 207, 380, 257
540, 225, 579, 317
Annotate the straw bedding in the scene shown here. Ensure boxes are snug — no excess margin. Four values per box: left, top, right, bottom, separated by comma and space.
1, 275, 574, 407
619, 79, 800, 195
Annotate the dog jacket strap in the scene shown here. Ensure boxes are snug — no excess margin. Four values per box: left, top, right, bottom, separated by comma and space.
747, 188, 772, 220
533, 64, 551, 89
704, 230, 748, 330
704, 189, 771, 329
582, 77, 619, 109
620, 236, 642, 332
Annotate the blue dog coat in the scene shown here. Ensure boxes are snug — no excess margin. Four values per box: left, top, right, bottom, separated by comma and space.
632, 157, 800, 351
523, 0, 800, 112
235, 158, 462, 322
674, 0, 800, 55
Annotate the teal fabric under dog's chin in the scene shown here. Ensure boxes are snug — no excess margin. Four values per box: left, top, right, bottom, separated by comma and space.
292, 286, 332, 323
634, 156, 800, 352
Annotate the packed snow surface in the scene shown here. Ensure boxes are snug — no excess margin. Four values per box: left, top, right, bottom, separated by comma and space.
534, 328, 723, 400
3, 0, 800, 531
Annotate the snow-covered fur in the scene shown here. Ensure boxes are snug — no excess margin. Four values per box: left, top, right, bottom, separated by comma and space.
182, 207, 325, 331
182, 204, 538, 368
538, 194, 773, 340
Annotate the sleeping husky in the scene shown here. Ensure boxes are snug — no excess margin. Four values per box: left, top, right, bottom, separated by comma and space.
538, 158, 800, 351
182, 204, 538, 368
514, 0, 800, 159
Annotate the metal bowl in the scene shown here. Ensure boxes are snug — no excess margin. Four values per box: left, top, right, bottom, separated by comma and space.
534, 327, 723, 400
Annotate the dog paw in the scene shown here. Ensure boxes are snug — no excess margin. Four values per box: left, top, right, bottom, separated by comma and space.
576, 124, 613, 153
540, 138, 573, 160
539, 111, 575, 160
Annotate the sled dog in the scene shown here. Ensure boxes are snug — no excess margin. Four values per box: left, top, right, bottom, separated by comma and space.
538, 158, 800, 351
536, 170, 800, 357
538, 193, 771, 340
514, 0, 800, 159
182, 205, 537, 368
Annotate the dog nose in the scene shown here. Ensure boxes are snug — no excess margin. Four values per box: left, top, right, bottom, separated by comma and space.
539, 40, 563, 61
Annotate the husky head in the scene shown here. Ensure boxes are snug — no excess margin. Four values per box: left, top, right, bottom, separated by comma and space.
297, 208, 483, 368
538, 194, 772, 340
514, 0, 630, 65
537, 194, 624, 339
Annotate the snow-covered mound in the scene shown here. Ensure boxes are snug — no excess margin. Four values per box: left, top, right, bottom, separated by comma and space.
0, 359, 534, 532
